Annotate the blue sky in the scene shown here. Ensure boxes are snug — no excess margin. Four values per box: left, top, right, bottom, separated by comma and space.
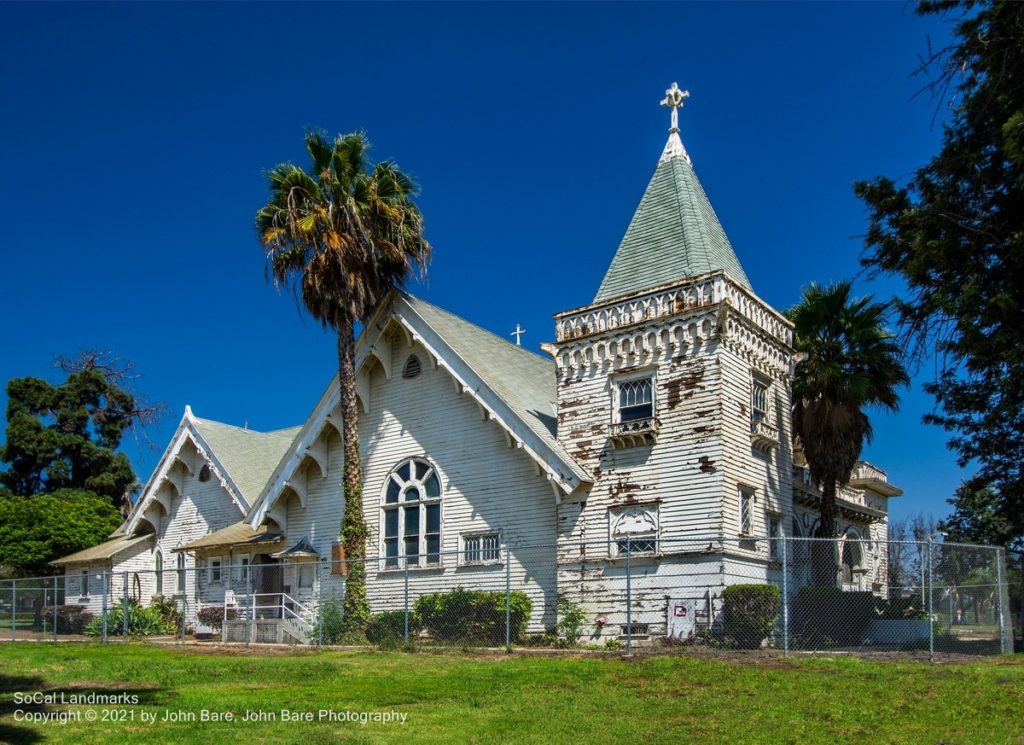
0, 2, 961, 524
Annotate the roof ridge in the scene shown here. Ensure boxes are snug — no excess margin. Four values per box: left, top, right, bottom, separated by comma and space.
192, 416, 301, 437
403, 293, 551, 365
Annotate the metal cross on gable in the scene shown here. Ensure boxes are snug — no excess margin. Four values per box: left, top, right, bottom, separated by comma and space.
660, 82, 690, 134
510, 323, 526, 346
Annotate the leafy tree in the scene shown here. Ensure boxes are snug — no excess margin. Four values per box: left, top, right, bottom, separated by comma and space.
0, 352, 162, 576
788, 282, 908, 581
1, 351, 161, 510
942, 478, 1023, 552
0, 489, 123, 576
257, 130, 430, 630
854, 0, 1024, 548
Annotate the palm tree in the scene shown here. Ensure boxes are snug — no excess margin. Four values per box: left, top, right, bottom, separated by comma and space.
788, 281, 908, 583
257, 130, 430, 630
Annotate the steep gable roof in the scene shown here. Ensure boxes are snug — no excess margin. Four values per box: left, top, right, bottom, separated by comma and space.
403, 295, 568, 467
116, 408, 300, 538
594, 132, 752, 302
249, 293, 590, 528
190, 417, 301, 507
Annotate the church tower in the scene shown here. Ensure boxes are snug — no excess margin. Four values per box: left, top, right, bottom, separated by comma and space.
551, 84, 796, 633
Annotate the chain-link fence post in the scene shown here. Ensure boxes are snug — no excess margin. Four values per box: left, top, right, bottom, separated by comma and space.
222, 579, 228, 644
316, 559, 324, 648
996, 547, 1009, 654
625, 536, 632, 657
927, 537, 934, 661
403, 558, 410, 648
504, 544, 511, 652
11, 578, 16, 641
247, 565, 253, 647
101, 571, 108, 644
122, 570, 129, 641
52, 575, 58, 641
781, 535, 789, 657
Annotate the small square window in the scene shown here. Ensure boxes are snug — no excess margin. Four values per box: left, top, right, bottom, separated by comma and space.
620, 622, 649, 638
464, 533, 501, 564
615, 537, 657, 555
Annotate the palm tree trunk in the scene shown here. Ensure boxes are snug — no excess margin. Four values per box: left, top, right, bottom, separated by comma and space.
812, 481, 840, 585
337, 313, 370, 633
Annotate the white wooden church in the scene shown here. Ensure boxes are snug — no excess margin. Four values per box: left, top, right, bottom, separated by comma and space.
55, 84, 902, 643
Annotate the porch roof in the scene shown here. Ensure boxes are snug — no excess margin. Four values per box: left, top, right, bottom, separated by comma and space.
271, 537, 319, 560
792, 487, 888, 523
50, 534, 153, 565
177, 521, 285, 553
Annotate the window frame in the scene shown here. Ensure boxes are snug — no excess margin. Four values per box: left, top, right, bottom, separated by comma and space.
461, 532, 502, 566
738, 486, 755, 536
176, 554, 186, 593
297, 562, 314, 589
80, 569, 90, 597
768, 514, 782, 561
750, 374, 770, 426
208, 556, 223, 584
381, 458, 443, 570
155, 551, 164, 595
614, 374, 655, 424
608, 504, 660, 558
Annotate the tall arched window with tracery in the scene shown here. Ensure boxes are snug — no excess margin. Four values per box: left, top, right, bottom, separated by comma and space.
155, 550, 164, 595
382, 458, 442, 568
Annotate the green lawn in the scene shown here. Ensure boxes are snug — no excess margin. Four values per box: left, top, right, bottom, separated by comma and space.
1, 644, 1022, 744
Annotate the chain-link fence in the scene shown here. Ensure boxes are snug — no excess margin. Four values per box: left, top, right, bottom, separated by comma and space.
0, 536, 1013, 658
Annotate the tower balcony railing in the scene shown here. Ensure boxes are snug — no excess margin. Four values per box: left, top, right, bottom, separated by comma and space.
609, 417, 660, 448
749, 418, 779, 451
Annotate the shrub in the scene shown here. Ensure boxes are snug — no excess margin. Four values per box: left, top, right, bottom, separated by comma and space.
520, 632, 559, 648
41, 605, 94, 634
414, 587, 531, 644
365, 610, 422, 648
150, 595, 183, 630
722, 584, 780, 649
556, 598, 587, 648
316, 592, 346, 645
196, 605, 238, 631
84, 599, 177, 637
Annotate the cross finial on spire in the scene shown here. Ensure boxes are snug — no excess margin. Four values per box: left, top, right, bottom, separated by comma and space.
510, 323, 526, 346
660, 82, 690, 134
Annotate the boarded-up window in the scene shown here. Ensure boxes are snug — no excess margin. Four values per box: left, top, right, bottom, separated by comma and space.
331, 543, 346, 576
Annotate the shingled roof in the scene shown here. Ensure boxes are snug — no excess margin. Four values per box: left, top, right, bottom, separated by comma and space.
594, 131, 752, 302
403, 294, 586, 484
191, 417, 301, 506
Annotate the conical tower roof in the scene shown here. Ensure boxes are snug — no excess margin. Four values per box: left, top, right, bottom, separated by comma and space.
594, 86, 752, 302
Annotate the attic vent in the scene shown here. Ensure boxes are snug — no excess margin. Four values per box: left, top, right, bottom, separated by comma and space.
403, 354, 422, 379
198, 465, 211, 482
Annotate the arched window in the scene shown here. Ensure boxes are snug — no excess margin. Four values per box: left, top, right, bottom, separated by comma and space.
198, 465, 211, 482
177, 553, 186, 592
402, 354, 422, 379
382, 458, 441, 568
155, 551, 164, 595
841, 530, 863, 588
